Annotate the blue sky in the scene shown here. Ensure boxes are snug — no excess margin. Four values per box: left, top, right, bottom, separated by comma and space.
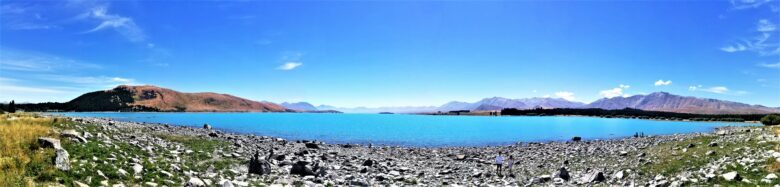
1, 0, 779, 107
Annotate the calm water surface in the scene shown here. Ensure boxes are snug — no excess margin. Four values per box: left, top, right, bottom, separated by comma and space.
55, 112, 753, 147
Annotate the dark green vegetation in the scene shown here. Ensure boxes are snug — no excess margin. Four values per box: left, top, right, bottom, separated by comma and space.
762, 114, 780, 126
501, 108, 768, 122
0, 89, 158, 112
0, 100, 15, 113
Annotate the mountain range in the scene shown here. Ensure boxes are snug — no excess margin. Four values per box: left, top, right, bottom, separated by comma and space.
585, 92, 780, 114
19, 85, 779, 114
298, 93, 779, 114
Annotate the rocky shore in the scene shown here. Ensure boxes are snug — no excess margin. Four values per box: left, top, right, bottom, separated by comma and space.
44, 116, 780, 186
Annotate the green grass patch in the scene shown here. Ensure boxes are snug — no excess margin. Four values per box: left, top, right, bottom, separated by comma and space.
641, 128, 778, 185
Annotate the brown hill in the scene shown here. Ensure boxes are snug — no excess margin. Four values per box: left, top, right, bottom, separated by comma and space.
68, 85, 288, 112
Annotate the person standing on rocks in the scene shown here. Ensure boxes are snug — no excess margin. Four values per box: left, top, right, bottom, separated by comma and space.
506, 155, 515, 177
495, 152, 504, 177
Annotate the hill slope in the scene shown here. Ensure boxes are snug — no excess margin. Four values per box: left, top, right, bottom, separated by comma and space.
585, 92, 780, 114
68, 85, 288, 112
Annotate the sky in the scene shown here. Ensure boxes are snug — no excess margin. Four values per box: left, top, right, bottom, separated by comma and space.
1, 0, 779, 108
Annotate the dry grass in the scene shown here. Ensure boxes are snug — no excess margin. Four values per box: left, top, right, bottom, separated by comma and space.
769, 126, 780, 172
0, 113, 56, 186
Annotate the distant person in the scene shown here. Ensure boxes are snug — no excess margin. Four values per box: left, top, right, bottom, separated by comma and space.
495, 152, 504, 176
507, 155, 515, 177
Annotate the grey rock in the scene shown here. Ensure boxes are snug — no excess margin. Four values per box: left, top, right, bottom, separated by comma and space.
722, 171, 741, 181
55, 148, 70, 171
61, 129, 87, 143
248, 152, 271, 175
362, 159, 376, 167
305, 142, 320, 149
38, 137, 62, 149
185, 177, 206, 187
132, 163, 143, 174
583, 171, 605, 183
556, 167, 570, 181
290, 161, 316, 176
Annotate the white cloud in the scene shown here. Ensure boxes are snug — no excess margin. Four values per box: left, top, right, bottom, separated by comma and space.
277, 62, 302, 70
654, 80, 672, 86
83, 6, 145, 42
599, 84, 630, 98
758, 19, 778, 32
688, 85, 702, 91
720, 44, 748, 52
599, 88, 624, 98
554, 91, 576, 101
758, 62, 780, 68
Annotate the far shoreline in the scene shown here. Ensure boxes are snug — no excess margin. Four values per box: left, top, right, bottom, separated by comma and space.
44, 112, 759, 148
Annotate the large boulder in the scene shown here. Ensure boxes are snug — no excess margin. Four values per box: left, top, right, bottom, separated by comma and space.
203, 123, 212, 129
362, 159, 376, 167
556, 167, 570, 181
305, 142, 320, 149
290, 161, 316, 176
582, 171, 605, 183
248, 152, 272, 175
722, 171, 741, 181
38, 137, 62, 149
61, 129, 87, 143
55, 149, 70, 171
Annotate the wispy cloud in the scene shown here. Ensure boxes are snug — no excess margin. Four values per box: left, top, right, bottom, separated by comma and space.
35, 74, 135, 86
554, 91, 576, 101
82, 5, 145, 42
689, 85, 748, 95
720, 19, 780, 56
0, 4, 59, 30
0, 48, 101, 72
654, 79, 672, 86
0, 77, 67, 94
720, 44, 748, 53
729, 0, 775, 10
757, 19, 777, 32
0, 49, 138, 102
277, 62, 303, 70
758, 62, 780, 68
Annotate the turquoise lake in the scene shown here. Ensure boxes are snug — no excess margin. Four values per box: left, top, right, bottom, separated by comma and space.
55, 112, 754, 147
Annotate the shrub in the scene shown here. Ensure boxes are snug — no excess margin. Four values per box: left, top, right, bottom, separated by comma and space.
761, 114, 780, 126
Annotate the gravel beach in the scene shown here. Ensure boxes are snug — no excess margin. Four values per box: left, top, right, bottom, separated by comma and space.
47, 116, 780, 186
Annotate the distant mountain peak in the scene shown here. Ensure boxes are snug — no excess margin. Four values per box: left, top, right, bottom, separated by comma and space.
280, 102, 318, 111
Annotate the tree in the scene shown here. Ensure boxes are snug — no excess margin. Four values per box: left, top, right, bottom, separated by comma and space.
8, 100, 15, 113
761, 114, 780, 126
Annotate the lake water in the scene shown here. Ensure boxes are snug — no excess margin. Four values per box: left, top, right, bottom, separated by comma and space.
55, 112, 754, 147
